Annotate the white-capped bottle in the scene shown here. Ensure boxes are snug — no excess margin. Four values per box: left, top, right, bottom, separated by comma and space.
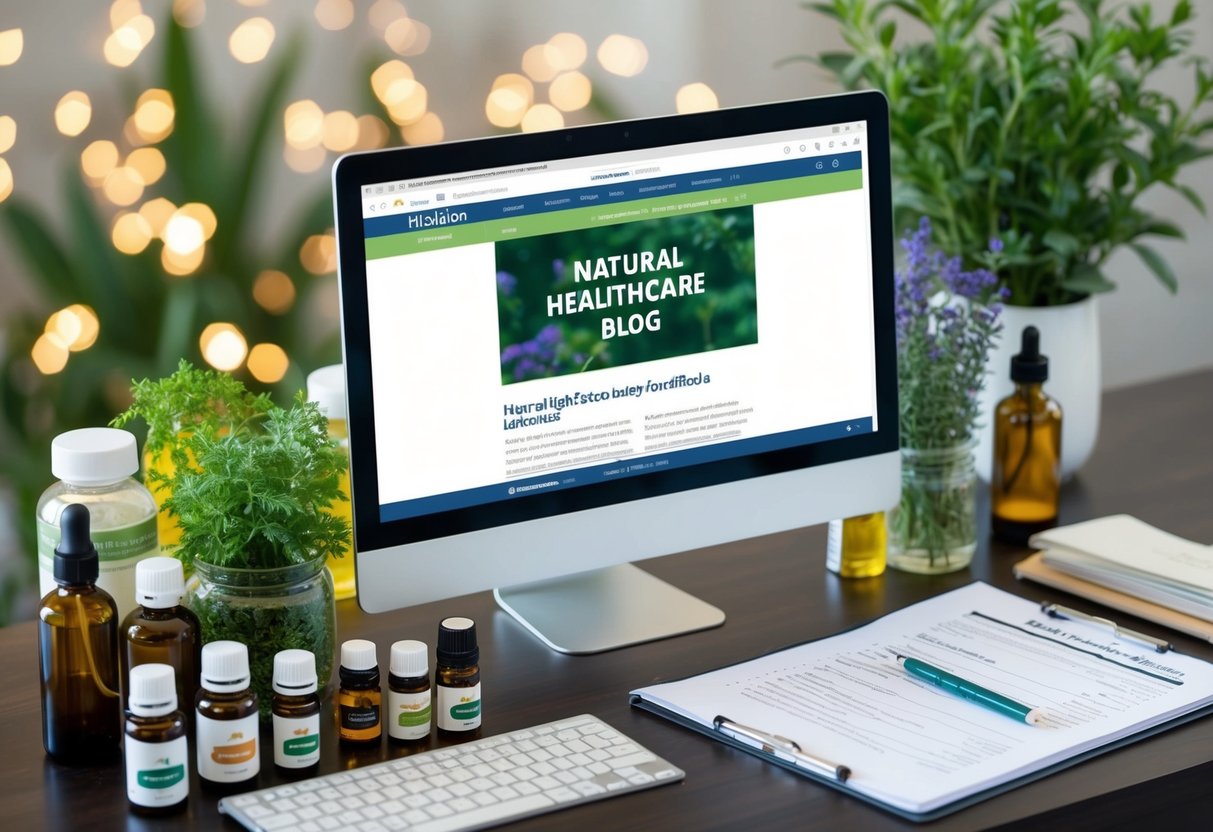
125, 663, 189, 814
37, 428, 159, 619
272, 649, 321, 770
388, 640, 431, 742
195, 641, 259, 788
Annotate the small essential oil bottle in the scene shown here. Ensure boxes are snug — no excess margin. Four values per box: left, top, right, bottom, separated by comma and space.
272, 649, 322, 771
336, 639, 382, 744
992, 326, 1063, 544
825, 513, 887, 577
195, 641, 260, 789
120, 557, 201, 729
124, 663, 189, 815
388, 640, 431, 743
436, 617, 481, 736
38, 502, 122, 764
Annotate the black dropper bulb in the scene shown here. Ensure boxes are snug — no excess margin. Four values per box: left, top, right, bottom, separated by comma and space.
53, 503, 99, 585
1010, 325, 1048, 384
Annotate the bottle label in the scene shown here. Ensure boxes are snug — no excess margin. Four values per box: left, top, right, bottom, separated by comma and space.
196, 711, 259, 782
388, 688, 432, 741
437, 682, 481, 731
125, 734, 188, 808
825, 519, 843, 573
339, 701, 381, 734
273, 712, 320, 768
37, 515, 158, 618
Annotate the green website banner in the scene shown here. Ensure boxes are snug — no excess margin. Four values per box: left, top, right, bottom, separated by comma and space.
497, 205, 758, 384
365, 169, 861, 259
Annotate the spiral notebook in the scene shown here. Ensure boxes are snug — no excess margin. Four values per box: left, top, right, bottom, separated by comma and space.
630, 582, 1213, 821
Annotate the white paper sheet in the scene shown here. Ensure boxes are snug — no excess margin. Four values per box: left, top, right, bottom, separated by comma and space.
632, 582, 1213, 815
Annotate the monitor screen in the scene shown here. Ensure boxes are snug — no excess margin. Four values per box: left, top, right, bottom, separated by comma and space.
334, 92, 899, 650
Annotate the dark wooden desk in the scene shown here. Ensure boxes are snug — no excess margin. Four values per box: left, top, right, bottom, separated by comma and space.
4, 370, 1212, 831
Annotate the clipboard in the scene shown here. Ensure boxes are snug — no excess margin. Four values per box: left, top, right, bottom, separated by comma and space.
1013, 551, 1213, 643
628, 582, 1213, 822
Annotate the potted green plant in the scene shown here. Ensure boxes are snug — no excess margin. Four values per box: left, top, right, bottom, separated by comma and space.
800, 0, 1213, 478
115, 363, 349, 716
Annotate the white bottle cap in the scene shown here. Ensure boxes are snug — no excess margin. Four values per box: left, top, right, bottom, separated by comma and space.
273, 649, 318, 696
340, 638, 377, 671
51, 428, 139, 486
307, 364, 347, 420
201, 641, 251, 693
390, 640, 428, 678
128, 663, 178, 717
135, 557, 185, 609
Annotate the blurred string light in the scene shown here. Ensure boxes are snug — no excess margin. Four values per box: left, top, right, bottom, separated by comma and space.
676, 82, 719, 114
549, 71, 591, 112
0, 28, 23, 66
131, 88, 175, 143
368, 0, 407, 33
247, 343, 289, 383
229, 17, 275, 64
81, 140, 120, 183
504, 33, 592, 131
55, 91, 92, 137
401, 112, 443, 145
485, 74, 533, 129
253, 269, 296, 314
172, 0, 206, 28
111, 211, 153, 254
300, 232, 337, 275
0, 158, 11, 203
597, 34, 648, 77
385, 17, 430, 56
0, 115, 15, 153
322, 110, 359, 152
126, 146, 166, 185
33, 305, 100, 375
315, 0, 355, 32
521, 104, 563, 133
547, 33, 587, 71
104, 1, 155, 67
102, 166, 144, 207
199, 323, 248, 372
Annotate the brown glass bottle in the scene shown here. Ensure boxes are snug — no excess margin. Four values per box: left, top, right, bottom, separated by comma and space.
436, 617, 481, 737
195, 641, 260, 790
337, 639, 381, 744
992, 326, 1062, 544
124, 663, 188, 815
39, 503, 122, 764
272, 649, 321, 770
120, 557, 200, 731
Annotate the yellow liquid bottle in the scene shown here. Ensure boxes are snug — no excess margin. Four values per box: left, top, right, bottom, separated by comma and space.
826, 513, 887, 577
308, 365, 356, 600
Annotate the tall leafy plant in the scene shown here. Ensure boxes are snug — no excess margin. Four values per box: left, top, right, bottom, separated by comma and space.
796, 0, 1213, 306
0, 18, 339, 622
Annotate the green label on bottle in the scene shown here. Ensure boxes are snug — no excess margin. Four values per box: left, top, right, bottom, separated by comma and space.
136, 764, 186, 789
37, 515, 158, 564
450, 700, 481, 720
283, 734, 320, 756
398, 703, 432, 727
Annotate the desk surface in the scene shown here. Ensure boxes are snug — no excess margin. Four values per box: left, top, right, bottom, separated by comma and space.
4, 369, 1213, 831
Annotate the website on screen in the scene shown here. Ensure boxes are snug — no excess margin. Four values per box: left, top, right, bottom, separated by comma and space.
360, 125, 878, 522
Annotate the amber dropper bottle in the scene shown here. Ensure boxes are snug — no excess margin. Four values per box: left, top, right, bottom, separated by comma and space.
992, 326, 1062, 544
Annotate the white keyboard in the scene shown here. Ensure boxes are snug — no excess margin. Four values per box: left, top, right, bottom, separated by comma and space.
219, 714, 684, 832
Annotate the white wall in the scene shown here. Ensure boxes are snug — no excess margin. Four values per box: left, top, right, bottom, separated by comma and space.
2, 0, 1210, 388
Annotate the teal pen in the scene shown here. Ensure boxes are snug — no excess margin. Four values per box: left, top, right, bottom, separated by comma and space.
896, 654, 1042, 725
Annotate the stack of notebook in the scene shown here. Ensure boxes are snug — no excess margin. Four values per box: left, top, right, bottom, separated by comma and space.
1014, 514, 1213, 641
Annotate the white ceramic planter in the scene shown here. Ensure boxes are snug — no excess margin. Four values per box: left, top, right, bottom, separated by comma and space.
974, 296, 1101, 482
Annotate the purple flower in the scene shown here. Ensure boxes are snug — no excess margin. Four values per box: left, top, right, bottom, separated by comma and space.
989, 238, 1004, 254
496, 270, 517, 295
552, 259, 565, 283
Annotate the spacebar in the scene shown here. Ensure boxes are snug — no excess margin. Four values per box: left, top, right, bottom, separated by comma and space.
410, 794, 557, 832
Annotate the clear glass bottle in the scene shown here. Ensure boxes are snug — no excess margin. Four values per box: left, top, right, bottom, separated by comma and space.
37, 427, 159, 620
195, 641, 260, 790
992, 326, 1062, 544
826, 513, 887, 577
887, 443, 979, 574
38, 503, 122, 764
124, 663, 188, 815
272, 649, 321, 771
388, 640, 431, 742
307, 364, 356, 601
436, 617, 481, 736
121, 557, 201, 731
336, 639, 381, 744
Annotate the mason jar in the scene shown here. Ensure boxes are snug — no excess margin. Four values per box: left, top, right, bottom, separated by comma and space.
887, 442, 978, 574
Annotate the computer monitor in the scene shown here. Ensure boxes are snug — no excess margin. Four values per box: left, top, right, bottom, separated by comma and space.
333, 91, 899, 653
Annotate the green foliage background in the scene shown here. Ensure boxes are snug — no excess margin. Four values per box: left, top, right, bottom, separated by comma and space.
496, 207, 758, 384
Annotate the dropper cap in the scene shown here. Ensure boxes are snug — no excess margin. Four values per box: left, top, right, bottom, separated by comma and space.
437, 617, 479, 668
128, 663, 179, 717
135, 557, 185, 609
273, 649, 318, 696
53, 503, 98, 585
200, 641, 251, 694
1010, 326, 1049, 383
390, 640, 428, 678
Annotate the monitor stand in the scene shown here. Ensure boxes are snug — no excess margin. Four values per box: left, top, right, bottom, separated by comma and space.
493, 563, 726, 655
